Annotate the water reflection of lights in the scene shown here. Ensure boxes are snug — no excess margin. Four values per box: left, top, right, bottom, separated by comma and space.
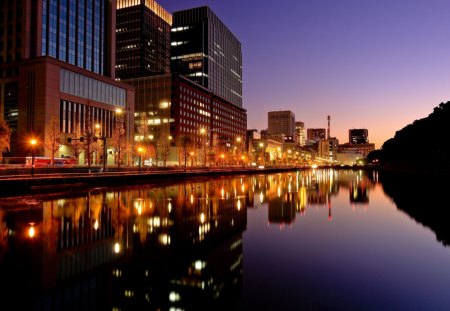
148, 217, 161, 227
200, 212, 205, 223
27, 223, 36, 238
93, 219, 99, 230
169, 291, 181, 302
134, 198, 144, 215
114, 242, 121, 254
260, 191, 264, 204
194, 260, 206, 270
159, 234, 171, 245
237, 199, 241, 211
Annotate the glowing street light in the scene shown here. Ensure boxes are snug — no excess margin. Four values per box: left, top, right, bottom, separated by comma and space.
30, 138, 37, 176
27, 223, 36, 239
199, 128, 207, 165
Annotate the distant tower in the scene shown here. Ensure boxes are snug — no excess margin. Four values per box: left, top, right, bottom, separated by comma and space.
327, 115, 331, 139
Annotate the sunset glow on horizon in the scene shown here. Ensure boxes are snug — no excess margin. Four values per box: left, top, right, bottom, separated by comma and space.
160, 0, 450, 149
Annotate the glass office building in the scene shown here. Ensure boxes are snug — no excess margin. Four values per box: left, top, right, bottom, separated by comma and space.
171, 6, 243, 108
40, 0, 114, 76
116, 0, 172, 79
0, 0, 136, 158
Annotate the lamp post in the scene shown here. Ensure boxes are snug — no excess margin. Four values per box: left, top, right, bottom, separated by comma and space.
200, 128, 207, 166
30, 138, 37, 176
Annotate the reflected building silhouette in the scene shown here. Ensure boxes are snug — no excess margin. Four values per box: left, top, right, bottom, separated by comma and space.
109, 179, 247, 310
0, 170, 381, 309
0, 190, 120, 309
350, 181, 370, 204
0, 177, 247, 310
251, 170, 375, 225
380, 172, 450, 246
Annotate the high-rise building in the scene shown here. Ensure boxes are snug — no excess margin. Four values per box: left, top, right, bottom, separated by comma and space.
319, 137, 339, 161
349, 128, 369, 144
125, 74, 247, 165
0, 0, 116, 77
307, 128, 326, 143
268, 111, 295, 137
171, 6, 243, 108
295, 121, 306, 146
340, 128, 374, 157
0, 0, 135, 159
116, 0, 172, 79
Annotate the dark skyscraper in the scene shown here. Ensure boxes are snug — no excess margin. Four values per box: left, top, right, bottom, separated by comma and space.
116, 0, 172, 79
171, 6, 243, 108
349, 129, 369, 144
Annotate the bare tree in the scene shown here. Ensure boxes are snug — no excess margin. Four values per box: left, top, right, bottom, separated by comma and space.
178, 135, 193, 169
156, 122, 171, 166
44, 113, 61, 166
70, 121, 83, 164
0, 117, 12, 162
137, 114, 157, 166
81, 109, 97, 167
112, 112, 126, 167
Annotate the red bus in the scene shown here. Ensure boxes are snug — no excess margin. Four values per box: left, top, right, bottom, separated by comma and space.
25, 156, 77, 167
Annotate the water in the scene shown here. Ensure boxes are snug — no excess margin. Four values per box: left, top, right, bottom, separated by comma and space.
1, 169, 450, 310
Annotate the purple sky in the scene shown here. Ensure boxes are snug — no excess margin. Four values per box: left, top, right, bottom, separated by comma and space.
159, 0, 450, 148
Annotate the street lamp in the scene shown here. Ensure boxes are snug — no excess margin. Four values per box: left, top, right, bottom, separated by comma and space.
200, 128, 207, 166
30, 138, 37, 176
221, 153, 225, 167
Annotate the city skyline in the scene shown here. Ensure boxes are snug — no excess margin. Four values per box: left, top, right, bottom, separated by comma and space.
159, 0, 450, 148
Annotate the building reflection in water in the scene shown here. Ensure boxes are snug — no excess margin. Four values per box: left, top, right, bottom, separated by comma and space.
0, 169, 376, 309
0, 177, 247, 310
248, 170, 375, 227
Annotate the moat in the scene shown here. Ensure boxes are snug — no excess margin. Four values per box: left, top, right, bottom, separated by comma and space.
1, 169, 450, 310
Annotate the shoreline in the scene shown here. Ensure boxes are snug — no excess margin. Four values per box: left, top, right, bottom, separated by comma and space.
0, 165, 379, 198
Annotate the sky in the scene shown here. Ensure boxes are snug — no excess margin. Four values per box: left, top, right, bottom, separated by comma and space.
159, 0, 450, 148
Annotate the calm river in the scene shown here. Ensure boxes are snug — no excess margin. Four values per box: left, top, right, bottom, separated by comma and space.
1, 169, 450, 310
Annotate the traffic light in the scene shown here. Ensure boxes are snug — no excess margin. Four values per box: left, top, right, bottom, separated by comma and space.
67, 137, 72, 143
80, 137, 85, 142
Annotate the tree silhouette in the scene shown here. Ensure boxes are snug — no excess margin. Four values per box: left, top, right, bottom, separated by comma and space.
178, 135, 193, 169
44, 112, 61, 166
0, 117, 11, 162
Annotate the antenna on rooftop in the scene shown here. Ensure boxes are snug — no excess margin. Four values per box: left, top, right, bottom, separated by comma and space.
327, 115, 331, 139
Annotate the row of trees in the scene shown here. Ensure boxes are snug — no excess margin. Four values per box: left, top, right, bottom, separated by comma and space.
1, 111, 246, 168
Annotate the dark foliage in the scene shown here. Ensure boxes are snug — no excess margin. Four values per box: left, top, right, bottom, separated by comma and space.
379, 101, 450, 169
